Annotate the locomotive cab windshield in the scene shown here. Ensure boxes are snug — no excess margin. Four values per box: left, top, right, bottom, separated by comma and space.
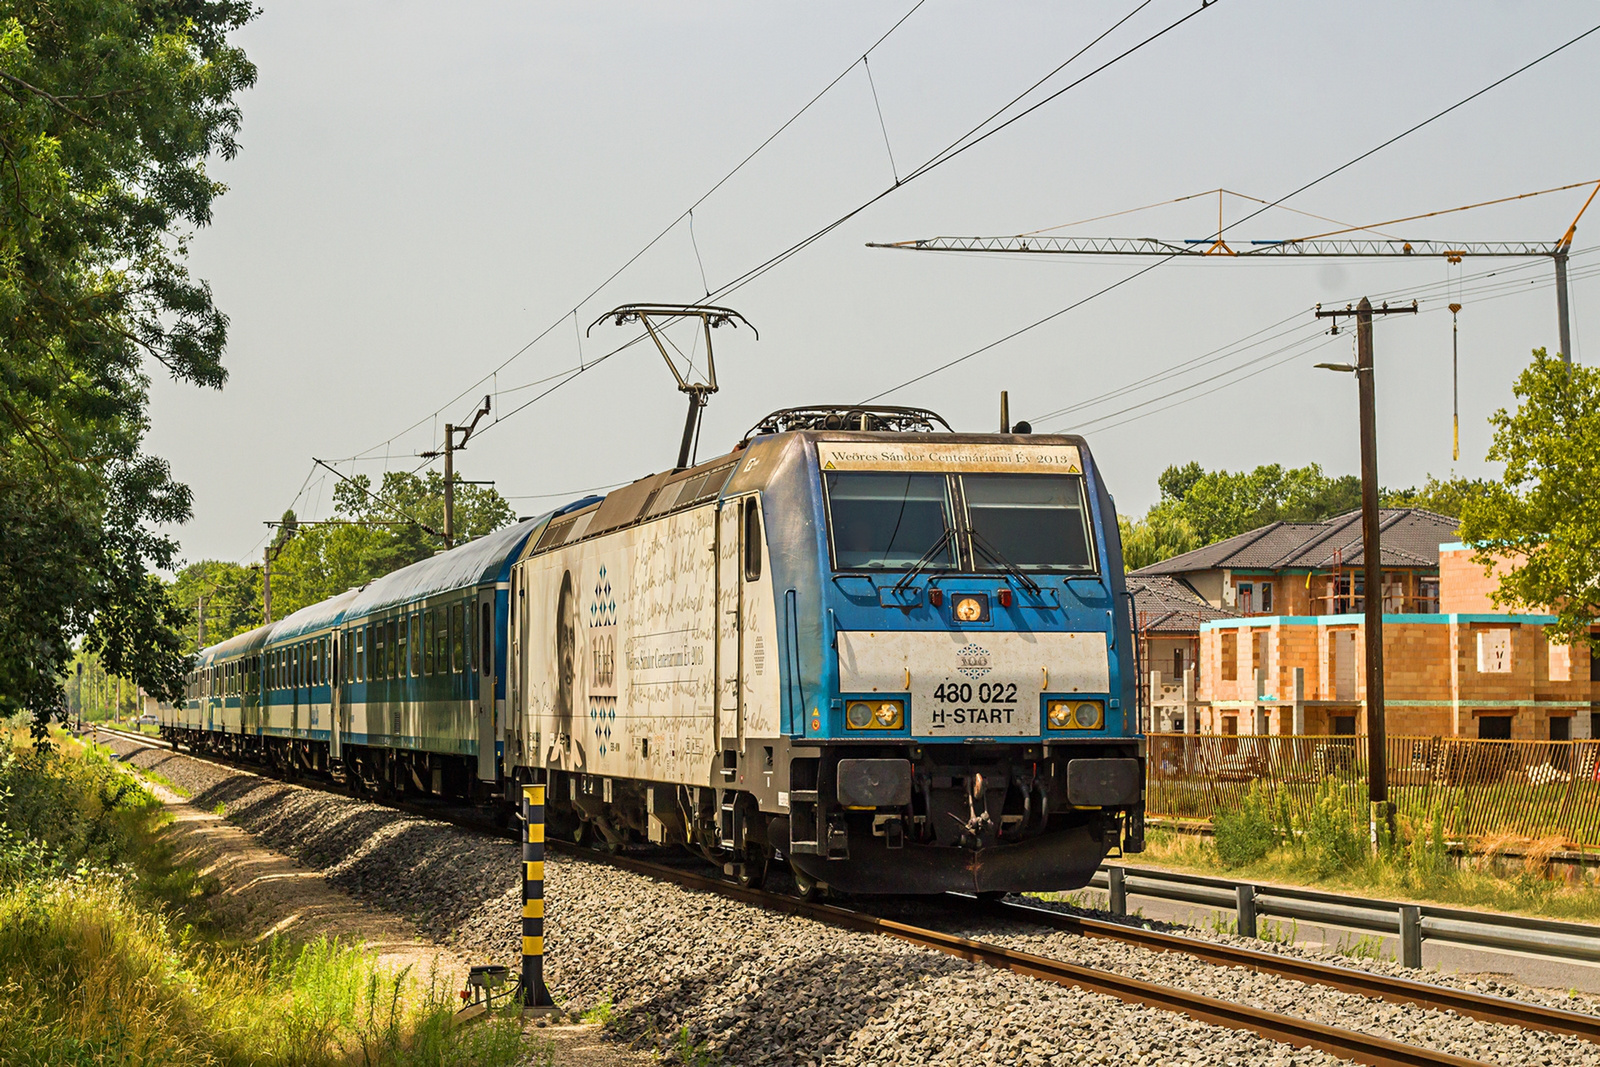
824, 469, 1095, 573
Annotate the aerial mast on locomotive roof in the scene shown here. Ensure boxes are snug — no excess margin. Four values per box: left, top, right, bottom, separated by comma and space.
588, 303, 756, 471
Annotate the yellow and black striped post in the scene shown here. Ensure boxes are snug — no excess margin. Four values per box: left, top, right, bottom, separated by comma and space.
521, 783, 553, 1008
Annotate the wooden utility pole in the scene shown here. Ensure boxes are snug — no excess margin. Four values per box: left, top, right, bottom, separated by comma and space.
1315, 297, 1416, 838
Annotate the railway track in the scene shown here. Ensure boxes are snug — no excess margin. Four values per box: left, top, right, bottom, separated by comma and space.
95, 726, 1598, 1067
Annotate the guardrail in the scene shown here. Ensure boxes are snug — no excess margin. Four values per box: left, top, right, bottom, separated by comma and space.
1089, 864, 1600, 969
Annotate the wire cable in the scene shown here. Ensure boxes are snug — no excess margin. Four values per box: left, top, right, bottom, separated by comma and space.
345, 0, 932, 465
866, 20, 1600, 405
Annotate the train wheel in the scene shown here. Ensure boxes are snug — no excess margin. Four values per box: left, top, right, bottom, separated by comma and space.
789, 860, 821, 901
735, 843, 768, 890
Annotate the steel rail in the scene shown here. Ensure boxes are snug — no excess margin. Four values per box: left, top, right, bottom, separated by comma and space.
95, 728, 1589, 1060
562, 848, 1489, 1067
981, 897, 1600, 1043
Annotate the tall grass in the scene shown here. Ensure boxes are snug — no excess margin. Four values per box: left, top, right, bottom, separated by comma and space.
0, 726, 538, 1067
1141, 775, 1600, 923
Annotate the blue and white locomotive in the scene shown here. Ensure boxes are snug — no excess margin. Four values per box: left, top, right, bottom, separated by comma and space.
168, 403, 1144, 895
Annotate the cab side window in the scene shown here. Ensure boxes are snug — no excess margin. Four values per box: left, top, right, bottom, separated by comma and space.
743, 497, 762, 581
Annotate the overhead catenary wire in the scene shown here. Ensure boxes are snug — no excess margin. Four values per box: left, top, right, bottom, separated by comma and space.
864, 19, 1600, 405
342, 0, 933, 468
1035, 247, 1600, 437
377, 0, 1200, 464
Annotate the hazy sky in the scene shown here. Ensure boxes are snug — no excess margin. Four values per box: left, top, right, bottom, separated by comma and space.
151, 1, 1600, 566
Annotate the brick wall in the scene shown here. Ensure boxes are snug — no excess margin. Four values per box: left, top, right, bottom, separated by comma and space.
1196, 614, 1593, 737
1438, 546, 1516, 613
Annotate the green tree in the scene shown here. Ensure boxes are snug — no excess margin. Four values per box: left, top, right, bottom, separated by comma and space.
1458, 349, 1600, 650
0, 3, 256, 734
1118, 505, 1201, 572
167, 560, 262, 654
1123, 459, 1477, 570
266, 472, 515, 619
1380, 474, 1491, 519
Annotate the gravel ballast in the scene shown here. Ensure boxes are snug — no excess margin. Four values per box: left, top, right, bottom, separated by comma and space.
104, 737, 1597, 1066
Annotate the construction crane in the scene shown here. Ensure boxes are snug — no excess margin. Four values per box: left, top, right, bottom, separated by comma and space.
868, 182, 1600, 365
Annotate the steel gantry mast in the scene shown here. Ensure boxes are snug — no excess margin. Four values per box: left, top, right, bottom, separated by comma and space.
868, 182, 1600, 365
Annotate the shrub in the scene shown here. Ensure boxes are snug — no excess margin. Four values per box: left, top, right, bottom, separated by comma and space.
1214, 781, 1280, 868
1289, 780, 1368, 877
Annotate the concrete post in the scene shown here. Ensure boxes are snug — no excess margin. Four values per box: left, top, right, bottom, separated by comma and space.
1183, 666, 1197, 735
1149, 670, 1163, 733
1254, 669, 1268, 734
1292, 667, 1306, 736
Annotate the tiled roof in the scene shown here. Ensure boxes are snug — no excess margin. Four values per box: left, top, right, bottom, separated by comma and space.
1132, 508, 1458, 576
1128, 574, 1239, 634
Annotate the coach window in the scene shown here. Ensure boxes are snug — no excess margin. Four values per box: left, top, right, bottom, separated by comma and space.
397, 617, 410, 678
481, 603, 492, 674
464, 602, 474, 673
742, 497, 762, 581
423, 610, 435, 675
409, 613, 421, 676
355, 630, 365, 682
373, 625, 384, 680
386, 618, 398, 677
439, 610, 451, 673
451, 603, 465, 673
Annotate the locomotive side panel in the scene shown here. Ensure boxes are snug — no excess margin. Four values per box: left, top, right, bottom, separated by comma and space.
520, 505, 720, 787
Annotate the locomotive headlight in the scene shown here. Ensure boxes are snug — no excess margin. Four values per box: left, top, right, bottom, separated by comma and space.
846, 699, 904, 730
1071, 701, 1104, 729
1047, 699, 1104, 730
954, 596, 985, 622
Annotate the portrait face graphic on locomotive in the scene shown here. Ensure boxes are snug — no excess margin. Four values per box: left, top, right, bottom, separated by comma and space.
548, 569, 586, 768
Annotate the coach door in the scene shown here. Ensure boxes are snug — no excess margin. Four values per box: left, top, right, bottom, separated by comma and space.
476, 591, 496, 781
330, 631, 343, 759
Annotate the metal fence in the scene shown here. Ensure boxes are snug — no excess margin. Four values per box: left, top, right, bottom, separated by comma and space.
1145, 733, 1600, 849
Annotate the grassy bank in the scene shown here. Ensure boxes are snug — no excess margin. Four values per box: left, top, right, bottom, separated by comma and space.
0, 725, 542, 1067
1135, 780, 1600, 924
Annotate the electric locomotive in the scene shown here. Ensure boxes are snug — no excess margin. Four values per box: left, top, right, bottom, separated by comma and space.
509, 404, 1144, 894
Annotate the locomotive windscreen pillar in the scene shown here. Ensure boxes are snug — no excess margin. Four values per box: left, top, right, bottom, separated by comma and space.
521, 783, 553, 1008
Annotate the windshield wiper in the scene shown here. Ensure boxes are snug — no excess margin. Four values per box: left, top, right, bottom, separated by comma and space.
967, 529, 1042, 595
893, 527, 956, 593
